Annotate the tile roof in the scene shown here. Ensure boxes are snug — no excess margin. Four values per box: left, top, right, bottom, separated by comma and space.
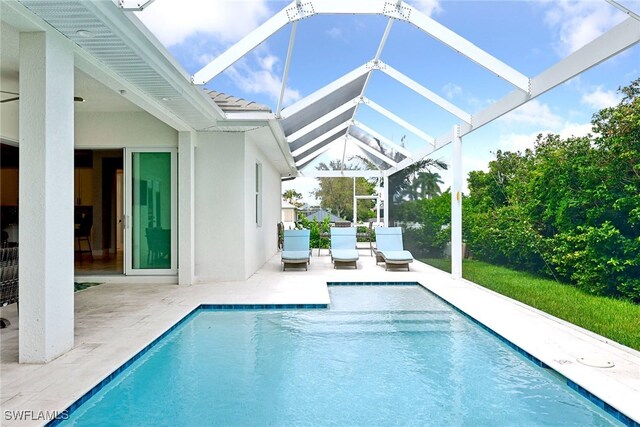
206, 90, 272, 113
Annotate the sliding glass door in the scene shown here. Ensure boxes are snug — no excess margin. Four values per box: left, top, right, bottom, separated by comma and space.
124, 148, 177, 275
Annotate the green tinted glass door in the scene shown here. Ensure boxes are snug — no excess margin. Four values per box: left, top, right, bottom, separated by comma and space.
125, 149, 177, 275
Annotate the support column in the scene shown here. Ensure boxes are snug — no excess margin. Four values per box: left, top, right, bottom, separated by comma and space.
178, 131, 196, 285
19, 32, 75, 363
352, 177, 357, 224
376, 184, 381, 223
383, 175, 390, 226
451, 125, 463, 280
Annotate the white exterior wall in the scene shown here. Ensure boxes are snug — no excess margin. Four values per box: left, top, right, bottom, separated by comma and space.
0, 99, 19, 142
1, 110, 177, 148
194, 132, 246, 281
178, 131, 196, 285
194, 128, 282, 282
75, 111, 177, 148
244, 129, 281, 276
18, 31, 75, 363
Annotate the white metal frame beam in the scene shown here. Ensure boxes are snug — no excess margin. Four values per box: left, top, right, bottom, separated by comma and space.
306, 0, 529, 91
192, 0, 639, 182
347, 135, 398, 168
362, 97, 435, 146
343, 17, 395, 170
378, 61, 472, 123
352, 121, 413, 159
301, 169, 384, 178
291, 121, 351, 157
605, 0, 640, 21
192, 2, 298, 84
451, 125, 462, 279
279, 63, 370, 119
402, 2, 530, 92
276, 21, 299, 116
295, 138, 344, 167
286, 97, 358, 143
388, 16, 640, 175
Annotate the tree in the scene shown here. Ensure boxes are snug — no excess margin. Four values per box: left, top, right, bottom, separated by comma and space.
388, 158, 448, 203
349, 136, 448, 225
406, 171, 444, 200
282, 189, 303, 208
463, 78, 640, 302
312, 160, 376, 222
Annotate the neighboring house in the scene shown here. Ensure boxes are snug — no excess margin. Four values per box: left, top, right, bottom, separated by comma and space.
298, 203, 319, 219
281, 201, 297, 229
305, 209, 346, 223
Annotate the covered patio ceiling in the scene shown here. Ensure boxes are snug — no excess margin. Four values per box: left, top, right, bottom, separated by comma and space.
193, 0, 640, 179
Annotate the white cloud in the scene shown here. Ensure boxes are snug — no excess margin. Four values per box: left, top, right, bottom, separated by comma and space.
197, 53, 217, 66
443, 83, 462, 100
282, 177, 319, 205
581, 86, 621, 110
498, 131, 545, 153
258, 54, 278, 72
326, 27, 344, 40
498, 122, 592, 152
439, 154, 488, 194
543, 1, 625, 56
136, 0, 271, 47
408, 0, 441, 16
325, 141, 345, 159
558, 122, 593, 139
499, 100, 564, 130
225, 54, 301, 105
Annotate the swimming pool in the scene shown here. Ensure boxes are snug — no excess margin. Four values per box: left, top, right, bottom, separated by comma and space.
59, 285, 625, 426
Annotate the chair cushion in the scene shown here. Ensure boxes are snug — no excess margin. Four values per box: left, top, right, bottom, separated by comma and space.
381, 250, 413, 262
331, 249, 359, 262
281, 250, 310, 261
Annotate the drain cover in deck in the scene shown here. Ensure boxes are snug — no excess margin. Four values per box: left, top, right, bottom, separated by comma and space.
576, 357, 615, 368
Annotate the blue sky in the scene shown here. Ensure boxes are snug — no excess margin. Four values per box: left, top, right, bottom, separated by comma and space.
137, 1, 640, 203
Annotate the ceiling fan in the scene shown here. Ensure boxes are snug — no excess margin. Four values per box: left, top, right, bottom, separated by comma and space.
1, 90, 85, 103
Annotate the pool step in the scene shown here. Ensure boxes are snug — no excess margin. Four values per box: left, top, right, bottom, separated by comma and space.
282, 310, 459, 334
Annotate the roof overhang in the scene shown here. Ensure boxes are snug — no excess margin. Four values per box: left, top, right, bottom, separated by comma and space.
3, 0, 297, 175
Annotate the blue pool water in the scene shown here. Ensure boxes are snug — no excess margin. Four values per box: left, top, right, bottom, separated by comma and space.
61, 285, 623, 426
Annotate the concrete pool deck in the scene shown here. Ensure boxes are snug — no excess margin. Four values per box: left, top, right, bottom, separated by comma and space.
1, 252, 639, 426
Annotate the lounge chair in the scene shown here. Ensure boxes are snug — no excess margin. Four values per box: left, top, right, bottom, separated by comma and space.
281, 229, 311, 271
330, 227, 359, 269
373, 227, 414, 271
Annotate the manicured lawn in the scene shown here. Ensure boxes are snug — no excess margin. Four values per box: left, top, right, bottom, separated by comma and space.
422, 258, 640, 351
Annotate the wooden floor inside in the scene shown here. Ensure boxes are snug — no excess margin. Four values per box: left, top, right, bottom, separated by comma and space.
74, 250, 123, 274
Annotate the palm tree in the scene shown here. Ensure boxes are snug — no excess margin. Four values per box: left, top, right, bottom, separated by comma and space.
410, 171, 444, 199
388, 158, 448, 203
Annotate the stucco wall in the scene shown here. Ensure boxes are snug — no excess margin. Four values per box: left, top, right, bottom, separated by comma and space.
0, 101, 19, 142
194, 128, 282, 282
194, 132, 246, 282
0, 109, 177, 148
244, 128, 281, 276
75, 111, 177, 148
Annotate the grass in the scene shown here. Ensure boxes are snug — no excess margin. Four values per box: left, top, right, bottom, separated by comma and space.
422, 258, 640, 351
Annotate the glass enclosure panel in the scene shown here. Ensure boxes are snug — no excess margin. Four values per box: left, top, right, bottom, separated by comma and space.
388, 165, 451, 272
132, 152, 172, 269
